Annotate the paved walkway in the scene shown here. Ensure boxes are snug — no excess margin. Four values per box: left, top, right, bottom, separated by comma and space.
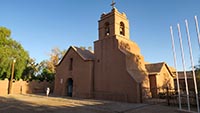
0, 94, 188, 113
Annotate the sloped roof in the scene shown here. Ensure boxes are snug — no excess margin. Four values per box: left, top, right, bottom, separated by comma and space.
145, 62, 165, 74
57, 46, 94, 66
72, 46, 95, 60
145, 62, 174, 77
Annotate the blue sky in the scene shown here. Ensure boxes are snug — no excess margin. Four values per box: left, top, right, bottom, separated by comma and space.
0, 0, 200, 70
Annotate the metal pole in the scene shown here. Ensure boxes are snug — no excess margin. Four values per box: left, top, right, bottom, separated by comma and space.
195, 16, 200, 49
177, 23, 190, 111
8, 59, 16, 94
185, 20, 199, 113
170, 26, 182, 110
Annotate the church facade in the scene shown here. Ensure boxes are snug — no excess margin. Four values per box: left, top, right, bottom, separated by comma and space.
53, 7, 174, 103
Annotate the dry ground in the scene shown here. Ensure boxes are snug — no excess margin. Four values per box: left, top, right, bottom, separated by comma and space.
0, 94, 191, 113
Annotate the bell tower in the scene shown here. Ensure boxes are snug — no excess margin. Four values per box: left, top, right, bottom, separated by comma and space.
98, 2, 130, 40
93, 1, 150, 103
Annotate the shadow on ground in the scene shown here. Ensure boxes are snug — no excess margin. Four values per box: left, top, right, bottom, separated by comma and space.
0, 94, 180, 113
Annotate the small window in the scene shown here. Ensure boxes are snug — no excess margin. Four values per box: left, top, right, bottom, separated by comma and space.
120, 22, 125, 36
104, 22, 110, 36
69, 58, 73, 70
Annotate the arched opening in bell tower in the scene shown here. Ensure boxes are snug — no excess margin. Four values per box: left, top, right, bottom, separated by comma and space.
104, 22, 110, 36
120, 22, 125, 36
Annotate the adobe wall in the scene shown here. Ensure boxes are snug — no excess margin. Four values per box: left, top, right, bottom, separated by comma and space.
0, 79, 53, 96
94, 37, 148, 103
54, 48, 94, 98
0, 79, 9, 95
117, 37, 150, 99
156, 66, 175, 90
20, 80, 54, 94
149, 66, 175, 97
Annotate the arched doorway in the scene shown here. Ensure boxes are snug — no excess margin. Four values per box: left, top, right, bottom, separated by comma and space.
66, 78, 73, 97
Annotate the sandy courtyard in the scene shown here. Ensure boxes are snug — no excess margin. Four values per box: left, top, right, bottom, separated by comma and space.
0, 94, 184, 113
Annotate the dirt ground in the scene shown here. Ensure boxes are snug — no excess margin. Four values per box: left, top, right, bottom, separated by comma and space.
0, 94, 191, 113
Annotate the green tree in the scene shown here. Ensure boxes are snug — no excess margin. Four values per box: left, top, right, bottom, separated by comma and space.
37, 68, 54, 82
0, 27, 11, 38
0, 26, 29, 80
22, 58, 39, 81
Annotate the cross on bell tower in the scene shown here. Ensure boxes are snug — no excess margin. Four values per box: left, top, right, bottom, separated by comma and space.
98, 0, 130, 40
110, 0, 116, 9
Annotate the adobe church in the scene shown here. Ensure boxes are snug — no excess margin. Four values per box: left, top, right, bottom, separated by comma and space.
54, 3, 174, 103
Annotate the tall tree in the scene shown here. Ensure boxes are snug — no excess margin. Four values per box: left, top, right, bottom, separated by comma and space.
36, 47, 66, 82
46, 47, 65, 73
0, 26, 29, 80
22, 58, 39, 81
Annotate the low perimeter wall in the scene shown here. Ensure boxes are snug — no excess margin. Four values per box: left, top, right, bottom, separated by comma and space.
0, 79, 54, 96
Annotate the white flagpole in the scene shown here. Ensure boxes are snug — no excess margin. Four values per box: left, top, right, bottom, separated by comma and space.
177, 23, 191, 111
170, 26, 182, 110
195, 16, 200, 49
185, 20, 199, 113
